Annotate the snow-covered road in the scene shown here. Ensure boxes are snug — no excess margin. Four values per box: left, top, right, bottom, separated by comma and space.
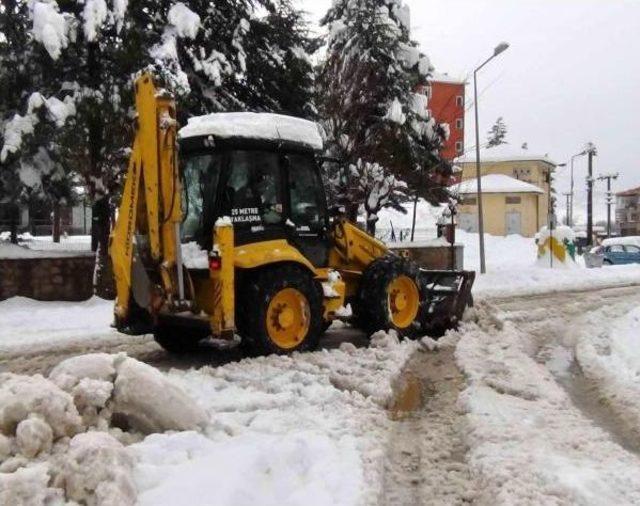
458, 284, 640, 504
3, 283, 640, 505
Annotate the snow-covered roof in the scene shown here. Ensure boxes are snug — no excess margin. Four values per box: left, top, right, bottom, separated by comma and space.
457, 145, 557, 166
178, 112, 324, 150
451, 174, 544, 195
429, 72, 466, 85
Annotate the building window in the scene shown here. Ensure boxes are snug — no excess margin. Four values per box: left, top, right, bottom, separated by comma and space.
463, 197, 477, 205
505, 196, 521, 205
455, 141, 463, 153
456, 118, 463, 130
456, 95, 464, 107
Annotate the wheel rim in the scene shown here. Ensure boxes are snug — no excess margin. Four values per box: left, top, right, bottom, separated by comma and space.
387, 275, 420, 329
266, 288, 310, 349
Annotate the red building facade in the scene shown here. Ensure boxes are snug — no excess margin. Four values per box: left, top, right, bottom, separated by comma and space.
427, 73, 466, 162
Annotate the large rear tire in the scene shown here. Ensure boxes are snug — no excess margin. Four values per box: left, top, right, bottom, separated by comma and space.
153, 324, 207, 354
237, 264, 323, 356
353, 255, 423, 338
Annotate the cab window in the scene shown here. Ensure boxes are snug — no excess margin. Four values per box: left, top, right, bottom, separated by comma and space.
223, 150, 283, 227
286, 154, 325, 232
181, 153, 222, 242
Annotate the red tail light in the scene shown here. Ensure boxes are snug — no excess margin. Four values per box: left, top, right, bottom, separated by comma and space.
209, 256, 222, 271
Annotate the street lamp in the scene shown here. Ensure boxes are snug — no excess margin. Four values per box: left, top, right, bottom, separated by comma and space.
474, 42, 510, 274
568, 150, 588, 227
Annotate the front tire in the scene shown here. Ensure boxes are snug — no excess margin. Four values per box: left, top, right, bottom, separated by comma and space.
237, 264, 323, 355
353, 255, 423, 338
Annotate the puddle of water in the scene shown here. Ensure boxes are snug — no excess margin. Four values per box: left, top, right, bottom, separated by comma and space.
389, 372, 424, 420
554, 360, 640, 455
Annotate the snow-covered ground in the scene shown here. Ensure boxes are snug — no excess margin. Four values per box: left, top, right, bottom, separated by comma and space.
455, 286, 640, 504
0, 234, 92, 258
3, 219, 640, 504
0, 297, 115, 353
456, 229, 640, 297
0, 333, 418, 505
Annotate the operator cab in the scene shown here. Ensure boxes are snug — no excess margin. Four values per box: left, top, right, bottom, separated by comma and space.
178, 113, 329, 266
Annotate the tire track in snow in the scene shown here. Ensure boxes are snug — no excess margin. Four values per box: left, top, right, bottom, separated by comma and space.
491, 284, 640, 457
382, 346, 477, 505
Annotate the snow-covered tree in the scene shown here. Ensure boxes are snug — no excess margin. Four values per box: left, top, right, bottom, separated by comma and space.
486, 117, 508, 148
318, 0, 450, 222
151, 0, 318, 120
328, 158, 408, 234
1, 0, 317, 291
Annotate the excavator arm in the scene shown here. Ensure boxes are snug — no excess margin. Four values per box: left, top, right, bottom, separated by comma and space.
110, 73, 185, 326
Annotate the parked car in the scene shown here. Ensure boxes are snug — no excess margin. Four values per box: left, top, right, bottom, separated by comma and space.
590, 243, 640, 265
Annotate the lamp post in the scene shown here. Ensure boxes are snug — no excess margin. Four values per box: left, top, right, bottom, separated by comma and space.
568, 150, 588, 227
474, 41, 509, 274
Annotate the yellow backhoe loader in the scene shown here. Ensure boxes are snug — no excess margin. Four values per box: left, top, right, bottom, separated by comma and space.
109, 73, 474, 355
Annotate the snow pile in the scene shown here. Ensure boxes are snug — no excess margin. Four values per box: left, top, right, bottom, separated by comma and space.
179, 112, 324, 150
455, 312, 640, 504
181, 241, 209, 269
0, 353, 207, 505
535, 225, 578, 269
49, 353, 207, 433
52, 432, 136, 505
130, 331, 418, 505
454, 230, 640, 297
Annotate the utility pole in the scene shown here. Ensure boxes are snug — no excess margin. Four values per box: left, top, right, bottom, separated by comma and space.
585, 143, 597, 247
597, 173, 619, 238
562, 192, 571, 225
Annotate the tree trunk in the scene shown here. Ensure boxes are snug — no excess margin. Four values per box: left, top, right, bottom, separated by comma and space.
9, 204, 19, 244
52, 202, 61, 243
92, 196, 115, 298
366, 212, 377, 236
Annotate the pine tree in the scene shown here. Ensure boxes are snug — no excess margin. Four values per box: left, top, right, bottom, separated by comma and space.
318, 0, 449, 232
486, 117, 508, 148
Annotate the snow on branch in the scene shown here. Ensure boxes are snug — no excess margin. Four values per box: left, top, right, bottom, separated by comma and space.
1, 92, 76, 163
168, 2, 201, 40
31, 1, 69, 60
82, 0, 108, 42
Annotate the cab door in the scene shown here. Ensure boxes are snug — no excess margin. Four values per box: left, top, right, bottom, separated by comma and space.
284, 153, 330, 266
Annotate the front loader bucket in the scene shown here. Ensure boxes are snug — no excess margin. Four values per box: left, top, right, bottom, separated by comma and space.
417, 269, 476, 337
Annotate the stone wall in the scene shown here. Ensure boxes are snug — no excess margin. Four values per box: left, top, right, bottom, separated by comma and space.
389, 243, 464, 270
0, 254, 96, 301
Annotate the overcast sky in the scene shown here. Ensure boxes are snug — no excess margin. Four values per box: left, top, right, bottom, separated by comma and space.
300, 0, 640, 223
